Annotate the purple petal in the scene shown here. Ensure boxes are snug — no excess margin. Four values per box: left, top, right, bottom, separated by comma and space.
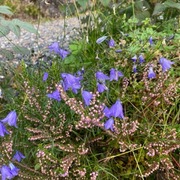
108, 38, 115, 47
97, 83, 108, 93
82, 91, 93, 106
96, 36, 108, 44
0, 122, 9, 137
43, 72, 48, 81
139, 54, 145, 64
12, 151, 25, 162
159, 57, 174, 72
47, 90, 61, 101
148, 67, 156, 79
104, 118, 114, 131
96, 71, 109, 81
1, 111, 17, 128
110, 68, 123, 81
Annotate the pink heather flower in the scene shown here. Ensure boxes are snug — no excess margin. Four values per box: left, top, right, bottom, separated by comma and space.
148, 67, 156, 79
104, 118, 114, 131
1, 111, 17, 128
82, 90, 93, 106
96, 36, 107, 44
0, 122, 9, 137
108, 38, 115, 47
12, 151, 25, 162
139, 54, 145, 64
43, 72, 48, 81
159, 57, 174, 72
96, 71, 109, 81
110, 68, 123, 81
47, 89, 61, 101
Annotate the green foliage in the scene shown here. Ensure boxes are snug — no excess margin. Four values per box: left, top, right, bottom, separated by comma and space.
0, 1, 180, 180
0, 5, 37, 60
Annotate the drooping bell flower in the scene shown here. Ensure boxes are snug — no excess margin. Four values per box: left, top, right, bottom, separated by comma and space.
108, 38, 115, 48
104, 100, 124, 119
96, 36, 108, 44
58, 48, 70, 59
159, 57, 174, 72
132, 64, 137, 73
139, 54, 145, 64
110, 68, 123, 81
8, 163, 19, 177
0, 122, 9, 137
148, 67, 156, 79
0, 165, 13, 180
149, 37, 154, 46
97, 83, 108, 93
115, 49, 122, 53
1, 111, 17, 128
48, 42, 69, 59
96, 71, 109, 81
61, 73, 81, 94
43, 72, 48, 81
104, 118, 114, 131
131, 55, 137, 62
48, 42, 59, 54
47, 89, 61, 101
12, 151, 25, 162
82, 90, 93, 106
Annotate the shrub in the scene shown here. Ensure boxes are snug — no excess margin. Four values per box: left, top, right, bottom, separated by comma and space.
0, 1, 179, 180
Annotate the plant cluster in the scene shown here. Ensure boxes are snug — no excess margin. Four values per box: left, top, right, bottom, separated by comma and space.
0, 1, 180, 180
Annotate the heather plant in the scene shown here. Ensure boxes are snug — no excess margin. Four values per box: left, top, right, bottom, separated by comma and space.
0, 1, 180, 180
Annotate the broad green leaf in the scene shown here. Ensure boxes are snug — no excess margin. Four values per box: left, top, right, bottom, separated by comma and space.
100, 0, 111, 6
164, 0, 180, 10
0, 25, 10, 37
136, 11, 150, 21
77, 0, 89, 9
12, 19, 38, 34
152, 3, 166, 16
12, 45, 30, 55
69, 41, 83, 55
1, 19, 20, 38
0, 49, 14, 60
0, 6, 13, 16
35, 163, 41, 170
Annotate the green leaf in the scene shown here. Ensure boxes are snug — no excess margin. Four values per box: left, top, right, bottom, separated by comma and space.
100, 0, 111, 6
35, 163, 41, 170
152, 3, 166, 16
0, 6, 13, 16
1, 19, 21, 38
136, 10, 150, 21
12, 45, 30, 55
0, 25, 10, 37
69, 41, 83, 55
164, 0, 180, 10
63, 55, 76, 65
0, 49, 14, 60
77, 0, 89, 9
12, 19, 38, 34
